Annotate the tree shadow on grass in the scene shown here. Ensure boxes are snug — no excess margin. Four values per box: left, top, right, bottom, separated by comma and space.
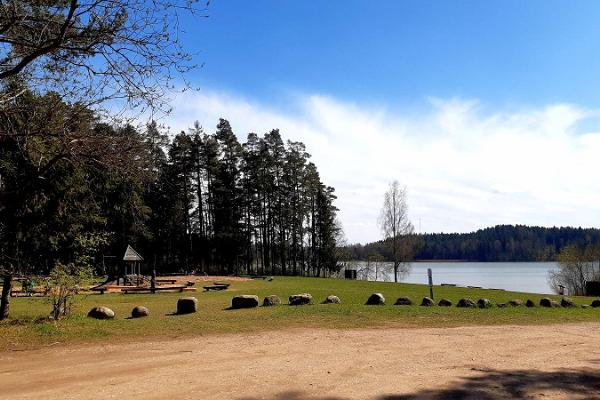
238, 368, 600, 400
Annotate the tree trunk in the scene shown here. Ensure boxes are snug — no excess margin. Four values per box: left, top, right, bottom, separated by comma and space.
0, 275, 12, 320
393, 236, 398, 283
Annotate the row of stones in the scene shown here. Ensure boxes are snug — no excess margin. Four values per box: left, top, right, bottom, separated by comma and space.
86, 294, 339, 319
366, 293, 599, 308
234, 293, 341, 308
86, 294, 600, 319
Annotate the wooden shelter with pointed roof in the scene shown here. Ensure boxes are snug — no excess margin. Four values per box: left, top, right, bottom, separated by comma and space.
123, 245, 143, 262
123, 245, 144, 286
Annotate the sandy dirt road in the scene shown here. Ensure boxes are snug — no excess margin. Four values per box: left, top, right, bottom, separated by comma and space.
1, 323, 599, 400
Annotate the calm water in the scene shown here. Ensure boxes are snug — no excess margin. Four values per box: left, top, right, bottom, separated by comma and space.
350, 261, 558, 294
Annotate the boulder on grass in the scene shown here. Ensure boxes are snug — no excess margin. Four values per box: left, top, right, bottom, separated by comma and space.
87, 306, 115, 320
561, 297, 576, 308
263, 295, 281, 307
289, 293, 312, 306
525, 299, 536, 308
508, 299, 523, 307
365, 293, 385, 305
591, 299, 600, 308
231, 295, 259, 309
457, 298, 476, 308
131, 306, 149, 318
324, 295, 341, 304
438, 298, 452, 307
477, 298, 492, 308
394, 297, 413, 306
539, 298, 559, 308
177, 297, 198, 314
420, 297, 435, 307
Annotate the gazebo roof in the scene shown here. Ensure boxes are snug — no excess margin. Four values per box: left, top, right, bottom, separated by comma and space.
123, 245, 144, 261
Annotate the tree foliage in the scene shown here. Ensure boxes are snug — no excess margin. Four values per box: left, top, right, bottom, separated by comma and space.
145, 120, 341, 276
0, 94, 341, 289
0, 0, 206, 111
345, 225, 600, 263
0, 1, 205, 320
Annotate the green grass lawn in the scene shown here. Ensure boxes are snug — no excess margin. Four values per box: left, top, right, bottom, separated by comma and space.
1, 276, 599, 350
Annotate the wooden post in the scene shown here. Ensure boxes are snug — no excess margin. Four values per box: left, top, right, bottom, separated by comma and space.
428, 268, 434, 300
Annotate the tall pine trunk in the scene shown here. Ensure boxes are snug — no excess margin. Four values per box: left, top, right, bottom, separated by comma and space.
0, 275, 12, 320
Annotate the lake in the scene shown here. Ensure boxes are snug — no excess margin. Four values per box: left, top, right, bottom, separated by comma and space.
349, 261, 559, 294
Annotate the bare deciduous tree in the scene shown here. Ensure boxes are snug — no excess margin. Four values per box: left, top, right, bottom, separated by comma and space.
549, 245, 600, 296
378, 180, 415, 282
0, 0, 207, 113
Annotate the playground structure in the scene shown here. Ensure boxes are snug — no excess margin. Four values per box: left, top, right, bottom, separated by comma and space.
87, 245, 197, 294
4, 245, 246, 297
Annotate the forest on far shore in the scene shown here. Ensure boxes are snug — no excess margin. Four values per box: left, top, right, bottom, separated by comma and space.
345, 225, 600, 262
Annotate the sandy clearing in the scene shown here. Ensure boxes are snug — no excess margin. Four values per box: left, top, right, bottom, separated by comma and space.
1, 324, 599, 400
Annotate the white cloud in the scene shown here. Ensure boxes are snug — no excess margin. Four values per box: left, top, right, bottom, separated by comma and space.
162, 89, 600, 244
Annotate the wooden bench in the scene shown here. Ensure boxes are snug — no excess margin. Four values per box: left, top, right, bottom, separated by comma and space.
9, 289, 45, 297
203, 284, 229, 292
156, 279, 177, 284
238, 275, 269, 280
121, 286, 187, 294
90, 287, 107, 294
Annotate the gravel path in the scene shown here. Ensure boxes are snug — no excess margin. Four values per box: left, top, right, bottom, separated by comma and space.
1, 323, 599, 399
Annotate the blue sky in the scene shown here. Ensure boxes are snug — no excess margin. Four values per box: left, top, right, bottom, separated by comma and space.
186, 1, 600, 108
164, 1, 600, 243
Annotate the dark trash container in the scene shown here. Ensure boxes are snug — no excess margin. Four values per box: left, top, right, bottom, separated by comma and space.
345, 269, 357, 280
586, 281, 600, 296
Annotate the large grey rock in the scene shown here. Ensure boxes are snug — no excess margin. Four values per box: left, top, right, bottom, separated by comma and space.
457, 298, 476, 308
420, 297, 435, 307
477, 298, 492, 308
289, 293, 312, 306
591, 299, 600, 308
324, 295, 341, 304
394, 297, 413, 306
177, 297, 198, 314
131, 306, 149, 318
540, 298, 559, 308
508, 299, 523, 307
231, 295, 259, 309
263, 295, 281, 307
365, 293, 385, 305
87, 306, 115, 320
438, 298, 452, 307
561, 297, 576, 308
525, 299, 536, 308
